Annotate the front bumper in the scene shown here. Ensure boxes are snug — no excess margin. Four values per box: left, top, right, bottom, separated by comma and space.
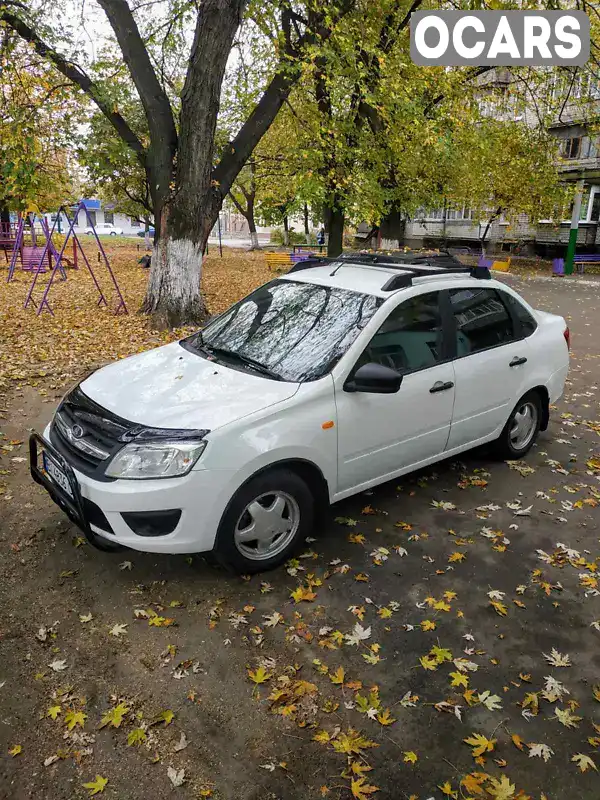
30, 432, 93, 539
30, 430, 235, 554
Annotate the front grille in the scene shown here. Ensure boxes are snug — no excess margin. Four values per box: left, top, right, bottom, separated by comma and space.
50, 386, 132, 480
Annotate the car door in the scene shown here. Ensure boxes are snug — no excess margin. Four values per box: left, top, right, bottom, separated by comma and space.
445, 285, 531, 451
334, 290, 456, 494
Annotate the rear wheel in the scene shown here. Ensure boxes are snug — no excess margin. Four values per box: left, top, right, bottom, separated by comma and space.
214, 469, 314, 573
494, 390, 542, 459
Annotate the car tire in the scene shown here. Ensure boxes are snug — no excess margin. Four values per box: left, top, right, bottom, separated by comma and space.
493, 390, 542, 460
84, 527, 125, 552
110, 232, 117, 236
214, 468, 314, 573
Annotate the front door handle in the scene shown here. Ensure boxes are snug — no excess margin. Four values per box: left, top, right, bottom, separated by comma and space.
430, 380, 454, 393
509, 356, 528, 367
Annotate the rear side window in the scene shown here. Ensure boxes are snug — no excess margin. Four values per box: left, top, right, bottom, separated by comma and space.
449, 288, 515, 356
501, 292, 538, 337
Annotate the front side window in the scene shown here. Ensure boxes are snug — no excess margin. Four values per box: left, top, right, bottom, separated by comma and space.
450, 288, 515, 356
185, 279, 382, 382
358, 292, 442, 373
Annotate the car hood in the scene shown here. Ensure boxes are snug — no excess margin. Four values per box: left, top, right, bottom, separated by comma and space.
80, 342, 300, 430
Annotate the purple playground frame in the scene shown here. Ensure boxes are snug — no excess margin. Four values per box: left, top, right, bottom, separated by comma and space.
7, 214, 68, 282
25, 202, 127, 316
7, 216, 25, 282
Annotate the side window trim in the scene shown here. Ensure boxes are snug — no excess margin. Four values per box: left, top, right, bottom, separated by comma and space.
500, 290, 538, 339
439, 289, 456, 360
497, 290, 524, 340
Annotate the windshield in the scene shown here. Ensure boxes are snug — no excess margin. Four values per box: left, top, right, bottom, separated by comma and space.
184, 278, 382, 382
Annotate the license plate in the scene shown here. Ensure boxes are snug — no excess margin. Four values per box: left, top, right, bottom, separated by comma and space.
42, 450, 74, 499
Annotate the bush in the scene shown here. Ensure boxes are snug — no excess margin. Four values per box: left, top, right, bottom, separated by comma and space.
269, 228, 309, 246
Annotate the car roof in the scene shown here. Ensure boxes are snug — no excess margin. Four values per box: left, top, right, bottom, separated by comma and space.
279, 259, 497, 298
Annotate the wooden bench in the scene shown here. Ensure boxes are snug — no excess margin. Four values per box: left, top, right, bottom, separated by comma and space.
478, 256, 511, 272
573, 254, 600, 274
265, 252, 292, 271
292, 244, 326, 253
491, 257, 511, 272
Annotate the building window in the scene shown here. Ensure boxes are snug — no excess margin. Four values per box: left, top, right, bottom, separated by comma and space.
415, 207, 473, 221
447, 207, 473, 220
79, 210, 95, 226
562, 138, 581, 159
104, 211, 115, 224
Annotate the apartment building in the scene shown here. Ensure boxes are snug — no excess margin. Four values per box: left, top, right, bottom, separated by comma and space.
398, 72, 600, 257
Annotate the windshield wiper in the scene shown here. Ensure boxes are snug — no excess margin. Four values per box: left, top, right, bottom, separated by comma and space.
202, 345, 283, 381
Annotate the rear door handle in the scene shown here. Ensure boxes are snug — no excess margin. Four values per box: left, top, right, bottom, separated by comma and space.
509, 357, 527, 367
430, 380, 454, 393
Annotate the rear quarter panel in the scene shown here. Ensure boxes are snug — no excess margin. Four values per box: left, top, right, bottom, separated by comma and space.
527, 309, 569, 403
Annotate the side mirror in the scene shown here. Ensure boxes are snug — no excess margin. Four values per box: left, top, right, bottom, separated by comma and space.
344, 362, 403, 394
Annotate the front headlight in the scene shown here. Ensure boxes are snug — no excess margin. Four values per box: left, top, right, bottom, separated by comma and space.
105, 441, 207, 479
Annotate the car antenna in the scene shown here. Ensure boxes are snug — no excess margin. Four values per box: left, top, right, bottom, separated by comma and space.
329, 260, 345, 276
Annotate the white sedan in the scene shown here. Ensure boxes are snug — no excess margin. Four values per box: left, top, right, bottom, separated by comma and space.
84, 222, 123, 236
31, 255, 569, 573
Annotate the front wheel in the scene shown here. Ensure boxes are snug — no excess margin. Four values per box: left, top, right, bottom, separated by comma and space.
494, 390, 542, 460
214, 469, 314, 573
110, 231, 117, 236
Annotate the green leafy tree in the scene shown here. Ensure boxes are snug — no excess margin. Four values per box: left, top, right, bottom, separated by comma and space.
449, 119, 568, 253
0, 24, 78, 213
77, 71, 153, 230
2, 0, 357, 327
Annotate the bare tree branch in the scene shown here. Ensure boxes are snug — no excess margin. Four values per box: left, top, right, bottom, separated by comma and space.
213, 0, 356, 197
0, 7, 147, 164
96, 0, 178, 199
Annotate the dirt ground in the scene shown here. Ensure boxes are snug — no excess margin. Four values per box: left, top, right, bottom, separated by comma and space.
0, 252, 599, 800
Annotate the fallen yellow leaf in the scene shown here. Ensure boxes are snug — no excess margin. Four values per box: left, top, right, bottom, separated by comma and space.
248, 666, 272, 684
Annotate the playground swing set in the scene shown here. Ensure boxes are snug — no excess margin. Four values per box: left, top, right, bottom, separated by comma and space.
7, 212, 68, 283
5, 201, 127, 316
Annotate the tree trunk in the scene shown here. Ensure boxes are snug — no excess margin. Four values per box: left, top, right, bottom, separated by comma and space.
248, 211, 260, 249
479, 208, 502, 257
143, 203, 212, 328
228, 186, 260, 249
283, 215, 290, 247
141, 0, 245, 327
246, 197, 260, 249
326, 201, 344, 257
379, 205, 405, 249
0, 208, 10, 229
303, 203, 310, 237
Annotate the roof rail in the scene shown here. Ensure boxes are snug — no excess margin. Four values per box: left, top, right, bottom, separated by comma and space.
380, 265, 491, 291
288, 250, 462, 273
287, 252, 491, 289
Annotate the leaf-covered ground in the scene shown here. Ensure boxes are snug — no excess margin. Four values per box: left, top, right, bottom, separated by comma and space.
0, 241, 273, 394
0, 248, 599, 800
